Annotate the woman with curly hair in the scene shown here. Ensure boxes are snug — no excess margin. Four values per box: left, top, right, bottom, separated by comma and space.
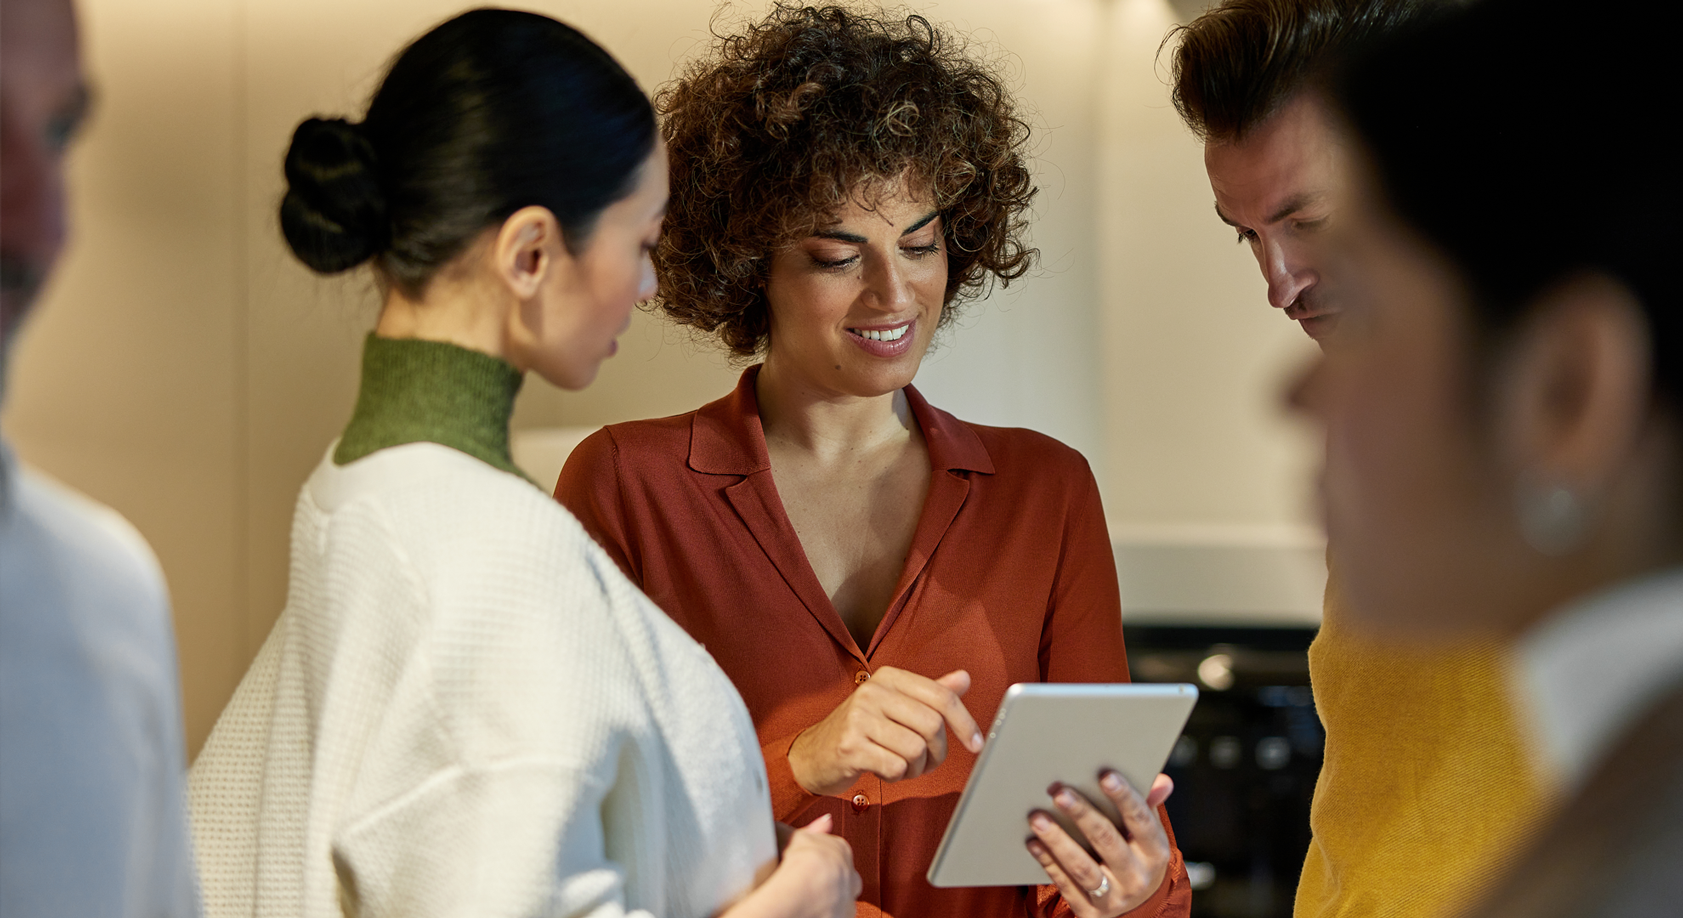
557, 6, 1191, 917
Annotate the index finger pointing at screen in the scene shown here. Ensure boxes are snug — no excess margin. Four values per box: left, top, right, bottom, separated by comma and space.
931, 670, 984, 753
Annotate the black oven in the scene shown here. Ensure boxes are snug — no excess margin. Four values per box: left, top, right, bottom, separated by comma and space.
1125, 625, 1322, 918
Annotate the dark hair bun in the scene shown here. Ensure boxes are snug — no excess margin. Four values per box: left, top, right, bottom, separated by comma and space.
280, 117, 388, 274
275, 11, 653, 293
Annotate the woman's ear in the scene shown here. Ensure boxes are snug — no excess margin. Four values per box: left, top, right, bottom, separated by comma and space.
492, 205, 567, 301
1497, 272, 1651, 510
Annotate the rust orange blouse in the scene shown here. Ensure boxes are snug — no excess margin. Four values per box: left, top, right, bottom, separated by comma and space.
555, 368, 1191, 918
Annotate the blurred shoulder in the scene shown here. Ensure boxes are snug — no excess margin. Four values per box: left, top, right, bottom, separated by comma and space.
5, 464, 171, 632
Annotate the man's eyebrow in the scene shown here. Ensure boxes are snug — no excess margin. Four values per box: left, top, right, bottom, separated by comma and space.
1215, 194, 1327, 229
1266, 193, 1323, 226
812, 210, 941, 244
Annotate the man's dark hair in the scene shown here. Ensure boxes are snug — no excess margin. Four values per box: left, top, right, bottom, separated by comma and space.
1166, 0, 1433, 144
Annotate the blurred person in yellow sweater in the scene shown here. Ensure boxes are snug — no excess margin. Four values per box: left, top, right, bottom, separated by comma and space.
1163, 2, 1547, 916
1312, 1, 1683, 912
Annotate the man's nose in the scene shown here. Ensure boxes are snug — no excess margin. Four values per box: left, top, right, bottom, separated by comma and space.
1262, 240, 1315, 311
0, 118, 69, 268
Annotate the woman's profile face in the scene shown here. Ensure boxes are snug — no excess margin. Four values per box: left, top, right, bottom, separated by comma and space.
1292, 165, 1528, 638
761, 176, 946, 398
526, 142, 668, 391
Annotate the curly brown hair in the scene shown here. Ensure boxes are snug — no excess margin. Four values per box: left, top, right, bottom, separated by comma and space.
654, 3, 1037, 357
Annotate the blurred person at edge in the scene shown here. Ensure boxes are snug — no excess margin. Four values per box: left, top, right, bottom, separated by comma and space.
1307, 0, 1683, 914
0, 0, 201, 915
557, 5, 1189, 918
186, 9, 856, 918
1165, 2, 1545, 915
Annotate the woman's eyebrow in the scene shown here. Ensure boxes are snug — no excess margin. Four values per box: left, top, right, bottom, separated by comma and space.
900, 211, 940, 237
811, 210, 941, 244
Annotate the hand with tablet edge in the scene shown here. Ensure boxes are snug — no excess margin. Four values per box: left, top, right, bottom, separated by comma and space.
1025, 771, 1176, 917
788, 667, 985, 796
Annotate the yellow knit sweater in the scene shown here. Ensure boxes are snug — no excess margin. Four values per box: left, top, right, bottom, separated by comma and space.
1294, 580, 1548, 918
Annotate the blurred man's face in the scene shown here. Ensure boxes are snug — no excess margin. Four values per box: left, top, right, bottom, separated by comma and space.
1, 0, 86, 349
1204, 94, 1347, 344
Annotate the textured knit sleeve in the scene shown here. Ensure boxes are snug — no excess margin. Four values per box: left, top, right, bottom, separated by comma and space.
334, 757, 649, 918
328, 491, 661, 918
556, 428, 641, 582
1030, 458, 1193, 918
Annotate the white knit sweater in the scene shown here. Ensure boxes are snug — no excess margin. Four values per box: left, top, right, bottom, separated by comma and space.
189, 443, 775, 918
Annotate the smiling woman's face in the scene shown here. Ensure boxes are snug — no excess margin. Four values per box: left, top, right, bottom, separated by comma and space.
761, 177, 947, 399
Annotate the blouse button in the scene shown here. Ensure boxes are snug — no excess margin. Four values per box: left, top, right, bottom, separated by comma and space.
854, 670, 870, 685
852, 793, 870, 812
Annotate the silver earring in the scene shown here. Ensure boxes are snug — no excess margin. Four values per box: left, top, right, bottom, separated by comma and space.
1514, 474, 1589, 556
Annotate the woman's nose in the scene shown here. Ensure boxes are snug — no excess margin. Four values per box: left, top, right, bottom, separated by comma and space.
1284, 352, 1327, 419
864, 254, 914, 312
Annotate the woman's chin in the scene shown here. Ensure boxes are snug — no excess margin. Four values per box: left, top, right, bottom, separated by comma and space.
833, 352, 925, 397
535, 358, 601, 392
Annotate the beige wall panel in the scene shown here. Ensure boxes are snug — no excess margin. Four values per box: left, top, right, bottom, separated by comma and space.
3, 0, 242, 755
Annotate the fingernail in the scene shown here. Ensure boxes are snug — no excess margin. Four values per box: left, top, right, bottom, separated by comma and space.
1101, 771, 1123, 793
971, 731, 984, 751
1056, 790, 1078, 809
1031, 813, 1053, 831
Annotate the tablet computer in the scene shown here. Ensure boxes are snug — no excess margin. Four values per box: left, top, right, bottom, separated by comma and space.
926, 682, 1199, 888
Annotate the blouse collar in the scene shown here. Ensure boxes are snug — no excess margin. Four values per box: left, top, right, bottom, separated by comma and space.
687, 365, 994, 477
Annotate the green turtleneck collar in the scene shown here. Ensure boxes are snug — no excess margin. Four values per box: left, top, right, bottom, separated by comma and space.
334, 333, 529, 481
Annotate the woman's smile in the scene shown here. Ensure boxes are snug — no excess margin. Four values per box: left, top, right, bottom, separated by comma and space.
848, 318, 917, 355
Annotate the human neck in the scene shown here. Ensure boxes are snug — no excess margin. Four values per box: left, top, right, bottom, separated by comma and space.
754, 359, 917, 462
374, 266, 517, 368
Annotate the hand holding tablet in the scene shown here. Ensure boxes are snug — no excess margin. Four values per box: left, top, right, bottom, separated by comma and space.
925, 682, 1199, 908
1027, 770, 1177, 917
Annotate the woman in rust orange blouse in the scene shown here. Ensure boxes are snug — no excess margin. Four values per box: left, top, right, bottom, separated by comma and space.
556, 6, 1190, 918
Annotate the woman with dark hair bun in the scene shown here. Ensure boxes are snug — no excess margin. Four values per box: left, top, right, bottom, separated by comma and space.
1302, 0, 1681, 914
557, 6, 1191, 917
188, 9, 858, 918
